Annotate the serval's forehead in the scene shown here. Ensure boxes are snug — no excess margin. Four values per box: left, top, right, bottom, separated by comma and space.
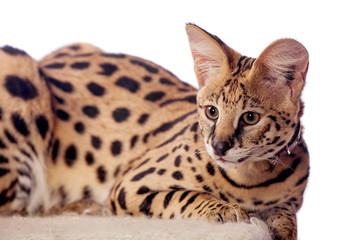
202, 56, 257, 108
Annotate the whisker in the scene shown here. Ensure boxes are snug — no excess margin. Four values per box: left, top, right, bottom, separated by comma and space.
277, 160, 296, 172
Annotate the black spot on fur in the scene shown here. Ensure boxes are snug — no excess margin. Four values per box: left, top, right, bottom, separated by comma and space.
143, 133, 150, 143
115, 77, 139, 93
113, 166, 121, 178
134, 158, 150, 170
52, 94, 65, 104
157, 169, 166, 175
55, 53, 68, 58
118, 188, 127, 210
130, 59, 158, 73
159, 95, 197, 107
143, 76, 152, 82
206, 162, 215, 176
0, 155, 9, 163
64, 145, 77, 166
174, 155, 181, 167
0, 168, 11, 178
0, 139, 6, 149
87, 82, 105, 96
140, 192, 159, 216
295, 171, 309, 187
144, 91, 165, 102
14, 167, 30, 181
56, 109, 70, 121
138, 114, 149, 124
27, 142, 37, 156
112, 108, 130, 123
164, 191, 175, 209
190, 122, 198, 132
195, 150, 202, 160
82, 186, 92, 199
179, 191, 191, 202
267, 136, 280, 145
82, 106, 99, 118
101, 53, 126, 58
19, 149, 31, 160
5, 76, 38, 100
220, 193, 229, 202
111, 140, 122, 156
35, 115, 49, 139
98, 63, 118, 76
44, 63, 65, 69
4, 129, 17, 143
110, 200, 116, 213
155, 125, 189, 148
71, 62, 90, 69
156, 154, 169, 163
0, 178, 17, 206
195, 174, 204, 183
268, 115, 281, 131
12, 113, 29, 136
69, 45, 81, 51
160, 78, 175, 86
46, 77, 73, 93
177, 88, 190, 92
172, 171, 183, 180
74, 122, 85, 134
152, 110, 196, 136
169, 185, 185, 191
137, 186, 150, 194
97, 166, 107, 183
76, 54, 94, 58
130, 135, 138, 149
181, 193, 200, 214
51, 139, 60, 164
1, 45, 27, 55
131, 167, 156, 181
85, 152, 95, 165
203, 185, 213, 192
91, 136, 102, 149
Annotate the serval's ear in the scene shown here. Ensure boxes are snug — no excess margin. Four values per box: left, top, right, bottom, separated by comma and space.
186, 24, 235, 88
254, 39, 309, 103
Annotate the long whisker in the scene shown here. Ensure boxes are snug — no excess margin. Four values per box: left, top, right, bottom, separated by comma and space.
277, 159, 296, 172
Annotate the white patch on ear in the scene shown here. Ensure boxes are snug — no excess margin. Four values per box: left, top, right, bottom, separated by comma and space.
186, 24, 228, 88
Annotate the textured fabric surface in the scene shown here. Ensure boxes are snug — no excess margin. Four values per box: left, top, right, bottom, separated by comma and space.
0, 216, 272, 239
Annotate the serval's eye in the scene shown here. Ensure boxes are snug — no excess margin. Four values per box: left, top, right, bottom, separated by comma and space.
205, 106, 219, 120
242, 112, 260, 125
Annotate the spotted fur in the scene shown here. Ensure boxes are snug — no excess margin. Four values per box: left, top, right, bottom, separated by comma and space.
0, 24, 309, 239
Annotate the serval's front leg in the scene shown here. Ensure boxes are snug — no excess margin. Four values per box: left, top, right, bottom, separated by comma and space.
109, 185, 248, 223
261, 203, 298, 240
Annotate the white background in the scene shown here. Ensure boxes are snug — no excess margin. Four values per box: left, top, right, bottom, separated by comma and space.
1, 1, 359, 239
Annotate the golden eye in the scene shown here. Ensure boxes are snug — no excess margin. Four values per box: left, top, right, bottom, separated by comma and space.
242, 112, 260, 125
205, 106, 219, 120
